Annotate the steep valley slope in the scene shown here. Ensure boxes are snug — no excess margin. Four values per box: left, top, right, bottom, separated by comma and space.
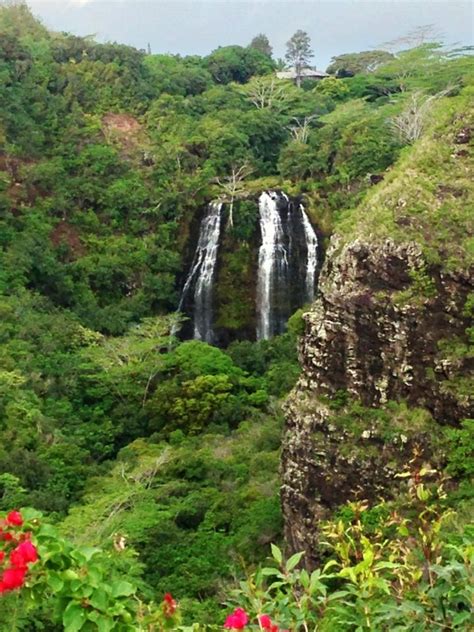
282, 92, 473, 563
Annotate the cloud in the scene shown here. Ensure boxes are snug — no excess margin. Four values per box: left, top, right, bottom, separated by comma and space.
29, 0, 96, 4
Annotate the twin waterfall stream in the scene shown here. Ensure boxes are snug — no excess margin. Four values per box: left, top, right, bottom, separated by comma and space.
177, 191, 319, 343
176, 202, 222, 344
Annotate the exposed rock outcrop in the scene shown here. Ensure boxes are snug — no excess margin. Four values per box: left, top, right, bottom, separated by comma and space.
281, 237, 473, 565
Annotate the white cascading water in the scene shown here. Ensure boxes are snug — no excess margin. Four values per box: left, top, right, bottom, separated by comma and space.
300, 204, 319, 302
176, 201, 222, 343
175, 193, 318, 345
256, 191, 289, 340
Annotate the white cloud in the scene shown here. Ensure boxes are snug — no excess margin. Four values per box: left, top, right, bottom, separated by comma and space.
28, 0, 95, 4
30, 0, 98, 5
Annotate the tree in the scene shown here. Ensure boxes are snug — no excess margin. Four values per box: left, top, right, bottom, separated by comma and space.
249, 33, 273, 58
376, 43, 448, 93
314, 76, 350, 99
205, 45, 274, 84
380, 24, 444, 52
326, 50, 394, 77
216, 162, 254, 228
285, 30, 314, 87
240, 75, 292, 110
144, 54, 213, 96
83, 315, 179, 408
389, 89, 451, 144
288, 115, 317, 143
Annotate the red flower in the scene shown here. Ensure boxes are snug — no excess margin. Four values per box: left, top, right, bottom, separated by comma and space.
258, 615, 282, 632
0, 532, 13, 542
6, 511, 23, 527
162, 592, 177, 617
1, 567, 26, 591
10, 541, 38, 568
0, 551, 4, 563
224, 608, 249, 629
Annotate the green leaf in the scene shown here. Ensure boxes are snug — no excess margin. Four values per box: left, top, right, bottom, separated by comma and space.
327, 590, 351, 601
77, 546, 101, 561
70, 578, 86, 594
299, 569, 310, 588
21, 507, 43, 522
39, 523, 59, 538
323, 559, 340, 573
90, 589, 109, 611
268, 581, 286, 590
309, 572, 328, 596
452, 611, 471, 626
260, 567, 280, 576
339, 567, 357, 583
63, 603, 87, 632
47, 573, 64, 593
286, 551, 304, 572
86, 564, 103, 586
374, 561, 401, 571
397, 524, 410, 537
95, 615, 115, 632
271, 543, 282, 565
110, 580, 135, 598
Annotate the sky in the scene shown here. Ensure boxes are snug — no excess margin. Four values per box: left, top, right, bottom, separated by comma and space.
27, 0, 473, 69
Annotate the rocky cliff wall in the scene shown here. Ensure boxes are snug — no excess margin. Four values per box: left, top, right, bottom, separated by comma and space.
281, 236, 473, 565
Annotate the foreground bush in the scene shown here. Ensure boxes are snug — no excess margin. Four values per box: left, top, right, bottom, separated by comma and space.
228, 471, 473, 631
1, 470, 472, 630
0, 508, 173, 631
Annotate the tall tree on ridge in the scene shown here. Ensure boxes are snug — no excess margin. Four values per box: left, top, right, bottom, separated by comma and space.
249, 33, 273, 58
285, 30, 314, 87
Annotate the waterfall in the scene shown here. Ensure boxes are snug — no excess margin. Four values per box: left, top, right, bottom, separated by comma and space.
176, 201, 222, 343
300, 204, 318, 302
256, 191, 290, 340
256, 192, 320, 340
175, 192, 319, 345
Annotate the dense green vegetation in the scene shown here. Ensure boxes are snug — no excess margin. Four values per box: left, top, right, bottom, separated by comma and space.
1, 468, 472, 630
0, 1, 472, 628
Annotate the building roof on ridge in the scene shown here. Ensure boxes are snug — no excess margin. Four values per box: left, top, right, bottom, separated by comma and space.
276, 67, 330, 80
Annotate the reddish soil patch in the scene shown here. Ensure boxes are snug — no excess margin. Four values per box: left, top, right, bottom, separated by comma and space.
0, 153, 36, 179
102, 113, 141, 136
101, 113, 143, 156
50, 221, 85, 259
6, 182, 25, 214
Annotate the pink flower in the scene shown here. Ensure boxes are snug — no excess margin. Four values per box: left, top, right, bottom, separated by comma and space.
224, 608, 249, 629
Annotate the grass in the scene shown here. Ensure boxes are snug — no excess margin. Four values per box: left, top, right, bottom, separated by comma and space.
335, 89, 474, 272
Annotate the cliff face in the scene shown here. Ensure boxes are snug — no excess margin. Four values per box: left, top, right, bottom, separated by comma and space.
281, 236, 473, 564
